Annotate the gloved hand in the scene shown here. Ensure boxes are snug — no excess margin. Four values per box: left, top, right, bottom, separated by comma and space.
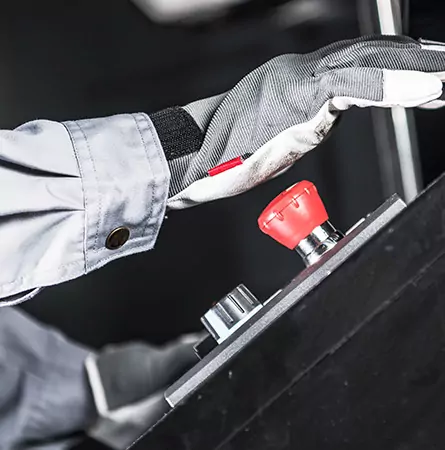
149, 35, 445, 210
85, 335, 200, 450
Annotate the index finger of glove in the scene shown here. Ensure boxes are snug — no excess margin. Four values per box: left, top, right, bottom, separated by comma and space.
317, 67, 443, 112
316, 36, 445, 75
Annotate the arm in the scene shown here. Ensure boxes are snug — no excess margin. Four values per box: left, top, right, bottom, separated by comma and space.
0, 306, 199, 450
0, 114, 169, 303
2, 35, 445, 304
0, 306, 94, 449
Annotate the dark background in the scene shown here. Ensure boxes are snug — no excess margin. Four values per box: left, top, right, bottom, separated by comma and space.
0, 0, 442, 348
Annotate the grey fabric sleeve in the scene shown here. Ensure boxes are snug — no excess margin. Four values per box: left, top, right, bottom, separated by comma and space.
0, 113, 170, 304
0, 307, 96, 449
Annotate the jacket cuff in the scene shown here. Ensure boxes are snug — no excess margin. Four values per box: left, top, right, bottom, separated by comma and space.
0, 114, 168, 304
63, 113, 170, 273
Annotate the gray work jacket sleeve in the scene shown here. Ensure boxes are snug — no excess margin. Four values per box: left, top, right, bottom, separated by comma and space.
0, 114, 170, 305
0, 307, 96, 450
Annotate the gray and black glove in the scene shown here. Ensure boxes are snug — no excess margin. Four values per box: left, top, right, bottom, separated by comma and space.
150, 35, 445, 209
85, 335, 200, 449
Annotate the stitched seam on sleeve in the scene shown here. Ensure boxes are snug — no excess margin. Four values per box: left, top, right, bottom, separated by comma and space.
73, 121, 103, 253
133, 114, 155, 239
0, 233, 152, 289
61, 122, 88, 271
0, 260, 84, 290
143, 112, 169, 232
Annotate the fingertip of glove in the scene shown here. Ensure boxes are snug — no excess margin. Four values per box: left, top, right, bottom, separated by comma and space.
383, 69, 443, 107
418, 99, 445, 110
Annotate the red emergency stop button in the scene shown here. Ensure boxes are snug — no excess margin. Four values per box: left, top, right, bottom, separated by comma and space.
258, 181, 328, 250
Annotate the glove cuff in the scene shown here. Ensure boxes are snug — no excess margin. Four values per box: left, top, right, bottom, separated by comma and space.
150, 106, 203, 161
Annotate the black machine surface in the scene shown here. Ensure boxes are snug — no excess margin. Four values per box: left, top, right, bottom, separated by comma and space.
129, 173, 445, 449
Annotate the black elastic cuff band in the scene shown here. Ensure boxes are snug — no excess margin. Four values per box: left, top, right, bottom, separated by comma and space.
149, 107, 204, 161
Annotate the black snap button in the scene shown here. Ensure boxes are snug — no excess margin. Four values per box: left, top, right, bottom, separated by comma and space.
106, 227, 130, 250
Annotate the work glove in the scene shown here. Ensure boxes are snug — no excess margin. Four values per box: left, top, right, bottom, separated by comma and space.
149, 35, 445, 210
85, 335, 200, 449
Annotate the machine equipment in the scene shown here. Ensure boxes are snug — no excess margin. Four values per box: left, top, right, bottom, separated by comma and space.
123, 172, 445, 450
77, 171, 445, 449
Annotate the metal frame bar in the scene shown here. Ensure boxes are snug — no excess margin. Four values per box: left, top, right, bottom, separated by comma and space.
358, 0, 423, 203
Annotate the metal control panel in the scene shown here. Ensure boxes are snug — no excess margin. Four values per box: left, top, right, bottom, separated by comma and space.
166, 194, 406, 407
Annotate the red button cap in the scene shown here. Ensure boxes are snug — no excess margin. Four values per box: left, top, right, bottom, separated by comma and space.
258, 181, 328, 249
